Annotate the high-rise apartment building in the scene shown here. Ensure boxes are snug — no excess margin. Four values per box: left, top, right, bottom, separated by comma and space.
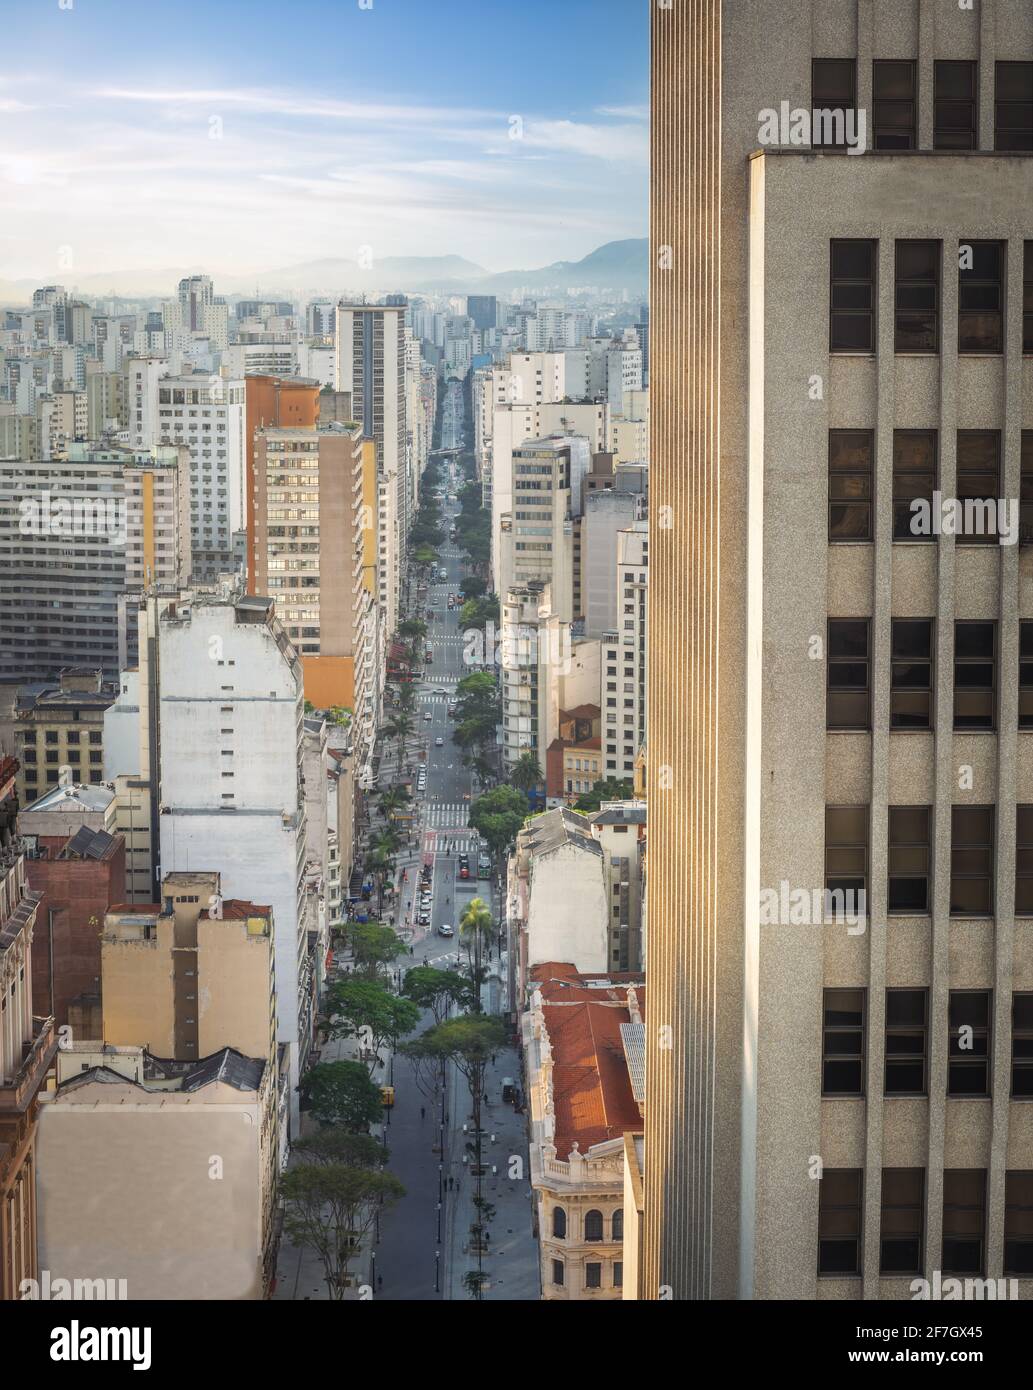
499, 435, 589, 621
0, 443, 190, 682
644, 0, 1033, 1301
335, 303, 408, 639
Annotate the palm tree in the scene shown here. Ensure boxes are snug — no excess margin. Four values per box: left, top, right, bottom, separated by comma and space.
459, 897, 494, 1000
366, 828, 400, 912
385, 714, 415, 771
378, 786, 411, 823
509, 751, 542, 796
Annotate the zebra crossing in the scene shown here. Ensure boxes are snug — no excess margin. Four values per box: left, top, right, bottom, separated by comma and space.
422, 833, 480, 855
425, 801, 470, 829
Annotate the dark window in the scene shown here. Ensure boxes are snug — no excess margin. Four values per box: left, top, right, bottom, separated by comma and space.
1011, 994, 1033, 1098
613, 1261, 624, 1288
959, 241, 1004, 353
893, 431, 937, 540
934, 61, 977, 149
888, 807, 931, 913
948, 991, 992, 1096
1017, 809, 1033, 916
44, 731, 58, 745
612, 1209, 623, 1241
552, 1206, 566, 1239
822, 988, 866, 1096
954, 621, 996, 730
942, 1170, 986, 1276
812, 59, 857, 148
818, 1169, 863, 1276
1004, 1173, 1033, 1276
895, 241, 939, 351
585, 1262, 602, 1289
956, 432, 1001, 545
880, 1169, 925, 1276
874, 60, 917, 149
827, 619, 871, 729
1024, 247, 1033, 355
830, 240, 876, 353
950, 806, 995, 916
584, 1209, 603, 1241
1022, 621, 1033, 727
829, 430, 873, 541
825, 806, 869, 916
885, 989, 928, 1096
552, 1259, 564, 1286
891, 619, 934, 729
995, 62, 1033, 151
1022, 434, 1033, 543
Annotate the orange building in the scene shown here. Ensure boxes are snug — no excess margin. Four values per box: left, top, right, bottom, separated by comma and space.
244, 375, 320, 590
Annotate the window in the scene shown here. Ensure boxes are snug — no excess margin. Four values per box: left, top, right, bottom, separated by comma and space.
950, 806, 994, 916
885, 990, 928, 1096
827, 620, 871, 729
1025, 248, 1033, 355
552, 1259, 564, 1287
1022, 623, 1033, 728
942, 1171, 986, 1276
959, 241, 1004, 353
934, 61, 977, 149
1017, 809, 1033, 915
812, 59, 856, 148
955, 432, 1000, 545
891, 619, 933, 729
954, 621, 996, 730
830, 240, 876, 352
612, 1209, 623, 1242
829, 430, 873, 541
613, 1262, 624, 1289
892, 431, 937, 541
1022, 435, 1033, 543
874, 60, 917, 149
825, 806, 869, 915
948, 991, 992, 1096
888, 807, 931, 913
585, 1262, 602, 1289
818, 1169, 863, 1276
1002, 1173, 1033, 1277
584, 1210, 604, 1241
552, 1206, 566, 1239
995, 62, 1033, 151
895, 241, 939, 351
1011, 994, 1033, 1098
880, 1169, 925, 1276
822, 988, 866, 1096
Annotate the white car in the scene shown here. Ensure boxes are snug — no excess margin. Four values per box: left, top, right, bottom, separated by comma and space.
435, 736, 443, 747
423, 711, 433, 721
438, 923, 454, 937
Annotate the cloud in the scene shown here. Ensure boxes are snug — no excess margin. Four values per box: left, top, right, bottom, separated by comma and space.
595, 104, 649, 121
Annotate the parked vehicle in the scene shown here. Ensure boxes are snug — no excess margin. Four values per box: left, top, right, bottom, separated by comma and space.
438, 923, 454, 937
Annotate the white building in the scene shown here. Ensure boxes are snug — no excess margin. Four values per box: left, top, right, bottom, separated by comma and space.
156, 592, 310, 1133
601, 522, 647, 783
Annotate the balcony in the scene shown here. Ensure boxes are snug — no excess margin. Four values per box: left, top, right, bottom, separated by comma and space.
0, 1016, 58, 1114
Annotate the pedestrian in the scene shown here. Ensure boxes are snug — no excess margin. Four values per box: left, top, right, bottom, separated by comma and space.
420, 1106, 425, 1121
377, 1275, 383, 1291
410, 944, 415, 956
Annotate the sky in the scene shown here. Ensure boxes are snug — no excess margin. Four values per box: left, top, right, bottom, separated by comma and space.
0, 0, 648, 285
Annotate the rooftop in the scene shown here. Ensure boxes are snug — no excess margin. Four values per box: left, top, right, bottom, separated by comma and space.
21, 783, 115, 815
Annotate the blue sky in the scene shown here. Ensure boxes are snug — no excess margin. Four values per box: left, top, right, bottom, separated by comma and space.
0, 0, 648, 283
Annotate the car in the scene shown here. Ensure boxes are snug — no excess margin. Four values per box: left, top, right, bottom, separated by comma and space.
423, 711, 433, 721
447, 703, 456, 717
418, 912, 431, 926
437, 923, 454, 937
435, 736, 443, 746
439, 569, 447, 581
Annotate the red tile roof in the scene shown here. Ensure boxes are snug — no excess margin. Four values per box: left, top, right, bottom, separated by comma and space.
531, 962, 645, 1158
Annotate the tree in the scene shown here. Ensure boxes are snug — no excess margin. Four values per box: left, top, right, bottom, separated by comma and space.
398, 618, 428, 643
378, 785, 411, 822
326, 977, 420, 1076
413, 542, 438, 573
509, 750, 542, 795
468, 785, 529, 859
460, 575, 487, 601
344, 919, 406, 977
459, 897, 493, 981
574, 777, 634, 813
462, 1269, 489, 1300
459, 595, 499, 630
291, 1127, 387, 1170
401, 966, 474, 1024
385, 714, 415, 769
281, 1163, 404, 1299
299, 1060, 383, 1131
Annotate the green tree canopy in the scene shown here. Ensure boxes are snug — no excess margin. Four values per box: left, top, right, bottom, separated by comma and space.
291, 1127, 388, 1169
326, 977, 420, 1075
299, 1060, 383, 1131
509, 750, 542, 793
401, 966, 474, 1024
343, 920, 407, 978
574, 777, 634, 813
281, 1162, 404, 1299
469, 785, 529, 858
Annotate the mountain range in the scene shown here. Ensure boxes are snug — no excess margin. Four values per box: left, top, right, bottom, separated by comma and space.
0, 239, 648, 304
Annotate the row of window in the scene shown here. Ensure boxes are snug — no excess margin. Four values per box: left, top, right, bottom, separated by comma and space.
550, 1258, 622, 1290
830, 430, 1033, 544
812, 58, 1032, 152
818, 1168, 1032, 1278
827, 618, 1033, 732
830, 239, 1033, 355
550, 1206, 622, 1241
822, 988, 1033, 1098
825, 803, 1033, 918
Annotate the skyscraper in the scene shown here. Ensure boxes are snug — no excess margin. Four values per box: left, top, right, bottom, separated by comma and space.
644, 0, 1033, 1301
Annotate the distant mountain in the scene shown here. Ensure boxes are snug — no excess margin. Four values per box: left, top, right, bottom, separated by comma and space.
0, 239, 647, 304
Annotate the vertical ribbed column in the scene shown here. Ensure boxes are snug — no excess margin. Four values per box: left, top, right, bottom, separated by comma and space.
643, 0, 722, 1300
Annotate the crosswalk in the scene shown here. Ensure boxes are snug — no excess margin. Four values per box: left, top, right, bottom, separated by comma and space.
425, 802, 470, 829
